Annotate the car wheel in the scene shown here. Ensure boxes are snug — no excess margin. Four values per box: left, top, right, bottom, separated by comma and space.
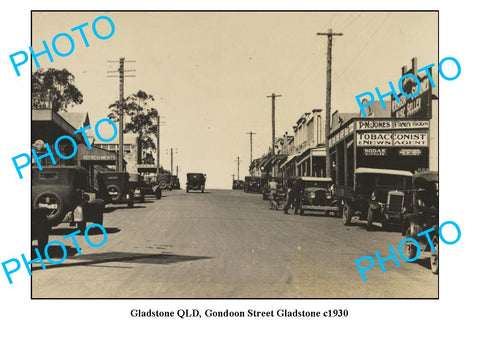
156, 190, 162, 200
342, 203, 353, 226
402, 228, 418, 260
33, 191, 65, 225
430, 235, 439, 274
367, 208, 374, 230
127, 199, 134, 208
186, 189, 189, 193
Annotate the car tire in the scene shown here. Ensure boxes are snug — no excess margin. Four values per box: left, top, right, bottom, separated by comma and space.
33, 191, 65, 225
342, 203, 353, 226
155, 190, 162, 200
402, 228, 418, 260
127, 199, 134, 208
430, 235, 439, 274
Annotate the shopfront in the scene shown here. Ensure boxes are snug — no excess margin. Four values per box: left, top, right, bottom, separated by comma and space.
329, 118, 430, 186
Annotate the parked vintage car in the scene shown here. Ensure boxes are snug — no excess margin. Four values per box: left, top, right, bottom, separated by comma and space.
339, 168, 413, 230
170, 175, 181, 190
295, 177, 339, 216
186, 173, 206, 193
232, 180, 244, 190
128, 173, 146, 203
402, 171, 439, 274
244, 176, 262, 193
97, 171, 134, 207
143, 174, 162, 199
32, 166, 105, 247
157, 173, 172, 191
262, 177, 283, 200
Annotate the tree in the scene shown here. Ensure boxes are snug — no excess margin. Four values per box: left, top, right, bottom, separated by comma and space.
108, 90, 158, 164
32, 68, 83, 113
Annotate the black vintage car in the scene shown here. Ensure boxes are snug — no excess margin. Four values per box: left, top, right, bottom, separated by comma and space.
296, 177, 339, 216
339, 168, 413, 230
128, 173, 146, 203
186, 173, 206, 193
97, 171, 134, 207
32, 166, 105, 248
157, 173, 172, 191
143, 174, 162, 199
232, 180, 244, 190
402, 171, 439, 274
244, 176, 262, 193
170, 175, 181, 190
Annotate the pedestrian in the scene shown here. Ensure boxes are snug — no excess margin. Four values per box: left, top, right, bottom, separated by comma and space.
284, 179, 303, 214
268, 178, 279, 210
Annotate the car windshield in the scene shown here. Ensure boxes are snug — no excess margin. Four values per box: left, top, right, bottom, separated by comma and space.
376, 175, 410, 189
304, 181, 330, 188
188, 174, 204, 180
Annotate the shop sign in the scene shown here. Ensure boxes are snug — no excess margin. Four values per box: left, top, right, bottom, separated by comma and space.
357, 133, 392, 146
362, 148, 387, 156
393, 132, 428, 146
356, 120, 429, 130
82, 155, 116, 161
391, 75, 432, 118
398, 149, 423, 156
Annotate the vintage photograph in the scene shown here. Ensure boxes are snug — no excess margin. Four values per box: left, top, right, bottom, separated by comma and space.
30, 11, 438, 298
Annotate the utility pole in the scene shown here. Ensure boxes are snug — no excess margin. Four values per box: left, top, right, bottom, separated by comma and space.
107, 58, 135, 171
317, 29, 342, 178
267, 93, 281, 156
166, 148, 177, 174
246, 131, 256, 163
176, 165, 179, 176
156, 115, 166, 176
235, 156, 241, 181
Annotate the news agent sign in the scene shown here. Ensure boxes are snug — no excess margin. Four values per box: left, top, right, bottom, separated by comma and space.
9, 15, 115, 76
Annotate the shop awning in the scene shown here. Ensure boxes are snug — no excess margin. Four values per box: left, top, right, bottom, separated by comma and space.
280, 153, 300, 169
296, 147, 326, 166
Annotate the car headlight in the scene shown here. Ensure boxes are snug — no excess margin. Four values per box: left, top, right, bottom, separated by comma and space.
326, 193, 332, 199
309, 192, 316, 199
371, 192, 376, 201
73, 205, 84, 222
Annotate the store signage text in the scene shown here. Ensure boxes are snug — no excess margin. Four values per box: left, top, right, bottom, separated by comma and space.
357, 132, 428, 147
362, 148, 387, 156
355, 57, 461, 117
357, 120, 429, 130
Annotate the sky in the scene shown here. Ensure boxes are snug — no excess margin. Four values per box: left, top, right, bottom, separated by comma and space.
32, 11, 438, 188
